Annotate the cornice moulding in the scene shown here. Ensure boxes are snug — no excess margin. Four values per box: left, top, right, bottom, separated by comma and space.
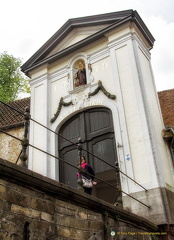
21, 10, 155, 76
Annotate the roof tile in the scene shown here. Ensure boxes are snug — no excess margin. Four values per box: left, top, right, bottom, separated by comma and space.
0, 97, 30, 129
158, 89, 174, 128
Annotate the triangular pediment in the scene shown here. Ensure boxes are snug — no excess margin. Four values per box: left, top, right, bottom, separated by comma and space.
46, 24, 110, 58
21, 10, 155, 75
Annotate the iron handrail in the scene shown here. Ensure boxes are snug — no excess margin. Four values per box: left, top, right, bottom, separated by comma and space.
0, 128, 150, 208
0, 100, 147, 191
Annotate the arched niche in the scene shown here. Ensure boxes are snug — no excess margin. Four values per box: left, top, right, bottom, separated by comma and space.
67, 53, 93, 91
73, 59, 87, 88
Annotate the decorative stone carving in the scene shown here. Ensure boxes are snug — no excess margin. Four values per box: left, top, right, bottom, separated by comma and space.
88, 80, 116, 100
50, 97, 73, 123
50, 80, 116, 123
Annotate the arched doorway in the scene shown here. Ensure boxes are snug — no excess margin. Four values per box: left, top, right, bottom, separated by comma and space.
58, 107, 120, 203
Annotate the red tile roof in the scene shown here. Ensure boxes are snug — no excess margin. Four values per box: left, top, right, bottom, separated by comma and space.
0, 97, 30, 129
158, 89, 174, 128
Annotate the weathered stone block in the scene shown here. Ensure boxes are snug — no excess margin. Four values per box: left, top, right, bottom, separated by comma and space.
79, 211, 88, 219
41, 211, 54, 222
0, 221, 23, 238
30, 219, 51, 231
0, 232, 19, 240
55, 213, 89, 229
31, 198, 54, 214
55, 205, 75, 216
0, 184, 6, 200
11, 204, 41, 218
57, 226, 71, 238
55, 198, 80, 211
0, 182, 33, 208
56, 226, 93, 239
88, 211, 103, 221
88, 219, 104, 231
0, 199, 11, 212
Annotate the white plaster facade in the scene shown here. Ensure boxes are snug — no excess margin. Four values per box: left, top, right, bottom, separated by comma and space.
22, 11, 174, 225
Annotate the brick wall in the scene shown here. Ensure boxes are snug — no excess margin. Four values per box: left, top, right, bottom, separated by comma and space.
158, 89, 174, 127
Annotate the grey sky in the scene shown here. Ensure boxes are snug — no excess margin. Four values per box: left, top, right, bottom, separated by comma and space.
0, 0, 173, 91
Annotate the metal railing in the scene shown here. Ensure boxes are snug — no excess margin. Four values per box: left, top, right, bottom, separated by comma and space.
0, 100, 150, 208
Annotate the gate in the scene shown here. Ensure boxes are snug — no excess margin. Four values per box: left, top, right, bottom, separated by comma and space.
58, 107, 120, 203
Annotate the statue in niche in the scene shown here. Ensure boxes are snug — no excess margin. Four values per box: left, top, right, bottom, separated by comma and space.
73, 60, 87, 88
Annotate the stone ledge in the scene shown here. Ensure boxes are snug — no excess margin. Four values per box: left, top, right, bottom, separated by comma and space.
0, 158, 158, 232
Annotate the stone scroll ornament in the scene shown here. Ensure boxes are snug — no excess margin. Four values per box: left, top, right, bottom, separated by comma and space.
88, 80, 116, 100
50, 97, 73, 123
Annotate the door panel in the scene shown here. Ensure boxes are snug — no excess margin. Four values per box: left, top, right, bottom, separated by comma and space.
85, 108, 113, 140
88, 133, 116, 173
88, 132, 118, 203
59, 113, 85, 150
58, 107, 120, 204
59, 146, 78, 188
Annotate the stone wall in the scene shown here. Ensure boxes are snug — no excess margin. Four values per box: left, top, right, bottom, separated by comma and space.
123, 187, 174, 226
0, 127, 23, 164
0, 179, 104, 239
0, 158, 160, 240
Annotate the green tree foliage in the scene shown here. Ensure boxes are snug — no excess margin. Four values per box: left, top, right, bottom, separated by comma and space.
0, 52, 30, 103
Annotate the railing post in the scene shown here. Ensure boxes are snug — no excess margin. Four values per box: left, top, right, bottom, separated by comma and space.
77, 137, 83, 186
77, 137, 83, 164
20, 107, 30, 167
114, 162, 123, 206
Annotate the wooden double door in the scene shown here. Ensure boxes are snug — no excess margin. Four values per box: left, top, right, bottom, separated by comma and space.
58, 107, 120, 203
